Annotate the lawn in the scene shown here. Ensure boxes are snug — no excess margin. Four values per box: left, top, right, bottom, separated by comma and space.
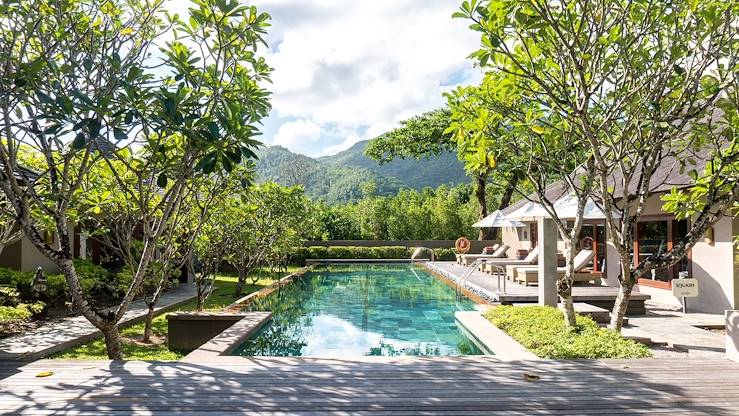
52, 271, 294, 361
485, 305, 651, 359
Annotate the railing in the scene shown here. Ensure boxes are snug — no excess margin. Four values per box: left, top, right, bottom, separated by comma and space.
456, 258, 485, 299
410, 247, 435, 263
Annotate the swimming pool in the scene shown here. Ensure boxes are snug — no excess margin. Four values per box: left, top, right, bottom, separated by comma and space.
232, 264, 484, 357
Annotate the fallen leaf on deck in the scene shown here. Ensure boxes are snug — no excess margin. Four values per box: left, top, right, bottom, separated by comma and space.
35, 371, 54, 378
523, 373, 541, 382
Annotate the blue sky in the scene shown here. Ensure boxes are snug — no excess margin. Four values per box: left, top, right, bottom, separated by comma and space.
171, 0, 483, 157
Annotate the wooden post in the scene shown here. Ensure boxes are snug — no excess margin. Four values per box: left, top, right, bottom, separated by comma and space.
538, 217, 557, 307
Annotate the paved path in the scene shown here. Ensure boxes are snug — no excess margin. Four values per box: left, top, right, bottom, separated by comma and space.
623, 310, 726, 358
1, 357, 738, 414
0, 284, 197, 361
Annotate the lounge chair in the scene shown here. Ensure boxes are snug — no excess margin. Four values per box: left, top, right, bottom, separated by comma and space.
456, 244, 500, 264
481, 246, 539, 274
460, 244, 509, 266
512, 249, 599, 286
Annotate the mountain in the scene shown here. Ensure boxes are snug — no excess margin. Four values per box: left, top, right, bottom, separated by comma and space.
254, 141, 468, 204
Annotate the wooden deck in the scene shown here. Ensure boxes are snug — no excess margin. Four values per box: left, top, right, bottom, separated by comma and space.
427, 262, 650, 314
1, 357, 738, 414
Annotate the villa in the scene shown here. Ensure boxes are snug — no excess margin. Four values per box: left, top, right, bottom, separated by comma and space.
498, 156, 738, 314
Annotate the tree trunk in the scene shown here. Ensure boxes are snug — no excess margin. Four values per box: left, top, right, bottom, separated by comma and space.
142, 272, 168, 343
102, 324, 123, 360
557, 242, 577, 327
235, 272, 245, 297
142, 303, 155, 342
560, 291, 577, 327
474, 175, 490, 240
610, 258, 636, 331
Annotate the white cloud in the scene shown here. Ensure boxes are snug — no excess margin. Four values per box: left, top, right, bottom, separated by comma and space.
272, 118, 322, 148
160, 1, 483, 156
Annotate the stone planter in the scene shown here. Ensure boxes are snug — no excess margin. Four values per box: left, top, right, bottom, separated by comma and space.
727, 310, 739, 363
167, 312, 248, 352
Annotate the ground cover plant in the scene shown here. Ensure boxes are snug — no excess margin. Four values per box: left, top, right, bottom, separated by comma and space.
485, 305, 651, 359
52, 272, 287, 360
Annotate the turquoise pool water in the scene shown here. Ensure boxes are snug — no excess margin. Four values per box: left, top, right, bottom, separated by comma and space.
232, 265, 483, 357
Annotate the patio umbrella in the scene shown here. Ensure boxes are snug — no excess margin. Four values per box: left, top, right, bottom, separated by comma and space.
472, 210, 525, 228
552, 194, 621, 220
505, 195, 620, 221
503, 201, 550, 222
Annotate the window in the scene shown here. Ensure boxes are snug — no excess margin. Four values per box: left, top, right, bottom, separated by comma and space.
635, 219, 690, 282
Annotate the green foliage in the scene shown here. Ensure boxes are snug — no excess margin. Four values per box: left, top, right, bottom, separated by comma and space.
290, 246, 456, 266
312, 184, 489, 240
52, 273, 279, 360
485, 306, 651, 359
0, 302, 44, 322
0, 286, 45, 322
364, 109, 456, 163
0, 260, 132, 309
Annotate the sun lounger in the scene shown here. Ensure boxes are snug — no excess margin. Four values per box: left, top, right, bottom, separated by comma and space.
513, 249, 599, 286
460, 245, 509, 266
456, 243, 499, 264
482, 246, 540, 274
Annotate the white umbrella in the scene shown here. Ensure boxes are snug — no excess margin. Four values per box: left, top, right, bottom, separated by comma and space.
505, 195, 620, 221
504, 201, 550, 222
472, 210, 525, 228
552, 194, 620, 219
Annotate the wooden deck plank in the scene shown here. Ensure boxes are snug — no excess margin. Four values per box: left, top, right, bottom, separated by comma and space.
1, 358, 738, 415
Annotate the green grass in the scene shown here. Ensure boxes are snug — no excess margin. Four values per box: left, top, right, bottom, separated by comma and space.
485, 305, 651, 359
52, 270, 296, 361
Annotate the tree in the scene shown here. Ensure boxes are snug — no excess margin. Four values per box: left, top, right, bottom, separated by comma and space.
445, 73, 594, 326
457, 0, 738, 329
0, 0, 272, 358
223, 183, 315, 296
365, 109, 519, 240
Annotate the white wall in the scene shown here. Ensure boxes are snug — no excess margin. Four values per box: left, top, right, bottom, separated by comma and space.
603, 193, 737, 313
688, 216, 737, 313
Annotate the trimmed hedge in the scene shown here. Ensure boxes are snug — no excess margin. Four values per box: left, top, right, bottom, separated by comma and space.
291, 246, 456, 265
485, 305, 651, 359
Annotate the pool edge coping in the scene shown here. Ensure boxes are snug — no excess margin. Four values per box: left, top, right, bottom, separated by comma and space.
455, 311, 540, 361
182, 312, 273, 362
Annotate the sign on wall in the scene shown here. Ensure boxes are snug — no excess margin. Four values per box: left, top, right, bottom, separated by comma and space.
672, 278, 699, 298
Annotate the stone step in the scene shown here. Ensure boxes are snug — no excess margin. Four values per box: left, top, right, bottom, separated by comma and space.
562, 302, 610, 323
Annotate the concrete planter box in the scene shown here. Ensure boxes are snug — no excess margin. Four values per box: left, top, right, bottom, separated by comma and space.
727, 310, 739, 363
167, 312, 248, 352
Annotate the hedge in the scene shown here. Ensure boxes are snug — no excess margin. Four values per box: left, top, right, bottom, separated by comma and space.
290, 246, 456, 265
485, 305, 651, 359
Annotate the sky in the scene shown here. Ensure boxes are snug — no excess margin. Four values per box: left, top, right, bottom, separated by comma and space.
171, 0, 483, 157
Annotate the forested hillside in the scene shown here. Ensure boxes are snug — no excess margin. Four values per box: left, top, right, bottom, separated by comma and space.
254, 141, 467, 203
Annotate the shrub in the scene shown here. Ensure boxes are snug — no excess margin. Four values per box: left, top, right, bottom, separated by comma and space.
0, 260, 133, 309
290, 245, 457, 265
0, 302, 45, 322
485, 305, 651, 359
0, 287, 45, 322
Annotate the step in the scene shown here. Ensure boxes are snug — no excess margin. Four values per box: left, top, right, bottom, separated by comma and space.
562, 302, 610, 323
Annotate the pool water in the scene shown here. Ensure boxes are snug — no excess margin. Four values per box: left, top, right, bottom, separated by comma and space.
232, 265, 484, 357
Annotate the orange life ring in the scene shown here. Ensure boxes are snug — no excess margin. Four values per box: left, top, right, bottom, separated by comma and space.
455, 237, 471, 254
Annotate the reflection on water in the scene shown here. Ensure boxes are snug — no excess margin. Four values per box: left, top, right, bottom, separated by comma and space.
233, 265, 483, 357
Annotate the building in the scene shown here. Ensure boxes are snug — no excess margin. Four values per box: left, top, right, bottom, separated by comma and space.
499, 155, 738, 314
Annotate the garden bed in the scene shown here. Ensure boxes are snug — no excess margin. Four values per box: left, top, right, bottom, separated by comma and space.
51, 272, 286, 360
485, 305, 651, 359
